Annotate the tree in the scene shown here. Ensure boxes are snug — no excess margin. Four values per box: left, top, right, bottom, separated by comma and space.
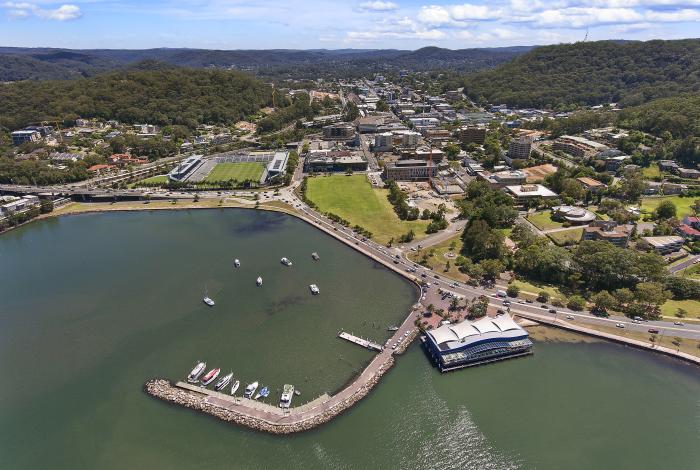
537, 291, 550, 303
449, 297, 460, 311
480, 259, 504, 281
468, 296, 489, 319
654, 200, 677, 220
590, 291, 615, 315
567, 295, 586, 311
506, 285, 520, 298
461, 219, 506, 262
676, 308, 687, 319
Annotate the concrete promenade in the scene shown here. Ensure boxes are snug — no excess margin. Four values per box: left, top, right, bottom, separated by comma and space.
512, 309, 700, 366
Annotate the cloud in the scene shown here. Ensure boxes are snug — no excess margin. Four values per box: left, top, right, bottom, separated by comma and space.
417, 4, 502, 26
2, 2, 82, 20
358, 1, 399, 12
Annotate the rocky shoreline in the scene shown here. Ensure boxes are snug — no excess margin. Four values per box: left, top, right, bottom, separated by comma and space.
145, 356, 396, 434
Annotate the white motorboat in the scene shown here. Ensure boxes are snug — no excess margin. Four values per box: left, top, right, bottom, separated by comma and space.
256, 276, 263, 286
309, 284, 320, 295
187, 361, 206, 383
203, 286, 215, 306
214, 372, 233, 391
244, 381, 259, 398
230, 380, 240, 395
281, 257, 292, 266
234, 259, 241, 267
279, 384, 294, 408
311, 252, 320, 261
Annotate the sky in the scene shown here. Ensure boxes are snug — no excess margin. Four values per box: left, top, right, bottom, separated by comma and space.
1, 1, 699, 50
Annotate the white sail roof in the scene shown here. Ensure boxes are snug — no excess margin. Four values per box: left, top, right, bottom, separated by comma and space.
492, 315, 522, 332
449, 322, 480, 341
427, 325, 459, 345
471, 317, 500, 334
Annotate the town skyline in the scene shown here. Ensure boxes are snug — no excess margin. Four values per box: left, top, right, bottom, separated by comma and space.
1, 1, 700, 50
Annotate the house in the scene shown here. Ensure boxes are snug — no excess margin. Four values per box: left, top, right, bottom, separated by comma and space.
11, 130, 40, 146
638, 236, 684, 255
678, 168, 700, 179
682, 216, 700, 230
576, 177, 607, 193
676, 224, 700, 241
658, 160, 679, 173
582, 221, 631, 248
88, 164, 115, 174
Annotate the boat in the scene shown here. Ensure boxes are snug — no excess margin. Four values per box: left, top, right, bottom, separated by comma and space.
187, 361, 206, 383
201, 368, 221, 386
214, 372, 233, 391
203, 286, 215, 306
281, 257, 292, 266
230, 380, 240, 395
244, 381, 259, 398
294, 390, 301, 396
256, 276, 263, 286
234, 259, 241, 267
279, 384, 295, 408
309, 284, 320, 295
387, 326, 399, 332
255, 386, 269, 400
311, 252, 320, 261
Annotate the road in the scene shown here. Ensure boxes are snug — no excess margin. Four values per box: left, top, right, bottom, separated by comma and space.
532, 141, 576, 169
668, 254, 700, 274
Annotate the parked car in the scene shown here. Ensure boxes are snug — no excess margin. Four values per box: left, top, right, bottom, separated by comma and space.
548, 308, 557, 314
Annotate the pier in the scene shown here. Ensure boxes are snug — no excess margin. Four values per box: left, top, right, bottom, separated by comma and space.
338, 331, 383, 351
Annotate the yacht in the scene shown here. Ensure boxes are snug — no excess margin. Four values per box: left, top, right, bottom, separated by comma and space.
187, 361, 206, 383
309, 284, 320, 295
244, 381, 259, 398
256, 276, 263, 286
281, 257, 293, 266
279, 384, 295, 409
387, 326, 399, 332
311, 252, 320, 261
230, 380, 240, 395
255, 386, 269, 400
234, 259, 241, 267
201, 368, 221, 386
214, 372, 233, 391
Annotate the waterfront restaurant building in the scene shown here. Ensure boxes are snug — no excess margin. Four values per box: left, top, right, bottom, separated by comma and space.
423, 315, 533, 372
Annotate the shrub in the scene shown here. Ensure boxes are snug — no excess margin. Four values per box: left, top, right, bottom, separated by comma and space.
567, 295, 586, 311
506, 285, 520, 298
537, 291, 550, 303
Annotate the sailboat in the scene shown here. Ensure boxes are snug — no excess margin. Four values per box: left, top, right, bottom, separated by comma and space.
203, 286, 215, 306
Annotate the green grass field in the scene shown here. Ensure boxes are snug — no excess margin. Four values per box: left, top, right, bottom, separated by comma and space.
641, 196, 697, 218
526, 211, 564, 231
660, 299, 700, 320
547, 228, 583, 246
641, 165, 661, 179
205, 162, 265, 182
305, 174, 429, 244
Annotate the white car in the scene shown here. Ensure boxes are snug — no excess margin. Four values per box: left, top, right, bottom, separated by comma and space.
615, 323, 625, 328
566, 315, 574, 320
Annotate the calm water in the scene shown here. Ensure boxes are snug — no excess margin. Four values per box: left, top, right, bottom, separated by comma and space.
1, 209, 699, 469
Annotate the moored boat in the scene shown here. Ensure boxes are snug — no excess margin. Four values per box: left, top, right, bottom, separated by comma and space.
309, 284, 320, 295
187, 361, 207, 383
279, 384, 295, 408
201, 368, 221, 386
281, 257, 292, 266
203, 286, 215, 306
256, 276, 263, 286
311, 252, 320, 261
214, 372, 233, 391
387, 326, 399, 331
230, 380, 240, 395
255, 386, 269, 400
234, 259, 241, 267
244, 381, 259, 398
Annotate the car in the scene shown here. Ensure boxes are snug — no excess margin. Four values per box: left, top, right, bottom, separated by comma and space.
541, 304, 548, 309
633, 316, 643, 322
393, 260, 399, 264
421, 273, 427, 278
566, 315, 574, 320
496, 290, 507, 298
395, 254, 400, 259
525, 299, 533, 304
391, 343, 397, 350
496, 309, 505, 315
648, 328, 660, 334
503, 300, 511, 306
548, 308, 557, 314
433, 275, 439, 279
615, 323, 625, 328
674, 321, 685, 326
632, 319, 641, 324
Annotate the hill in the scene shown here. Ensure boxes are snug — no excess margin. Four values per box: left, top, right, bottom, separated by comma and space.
0, 67, 270, 130
462, 39, 700, 109
0, 46, 533, 81
618, 92, 700, 139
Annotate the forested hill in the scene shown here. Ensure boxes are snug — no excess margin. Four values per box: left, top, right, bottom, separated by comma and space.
0, 67, 271, 130
0, 46, 533, 81
618, 92, 700, 139
462, 39, 700, 109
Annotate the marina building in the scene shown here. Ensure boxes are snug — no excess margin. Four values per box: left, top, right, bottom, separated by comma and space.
423, 315, 533, 372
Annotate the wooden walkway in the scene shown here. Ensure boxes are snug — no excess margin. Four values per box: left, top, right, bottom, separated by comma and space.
338, 331, 383, 351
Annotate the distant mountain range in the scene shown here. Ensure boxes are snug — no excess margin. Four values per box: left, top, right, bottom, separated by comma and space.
0, 46, 534, 81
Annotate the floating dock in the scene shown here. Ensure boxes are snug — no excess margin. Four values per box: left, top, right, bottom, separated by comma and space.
338, 331, 383, 352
